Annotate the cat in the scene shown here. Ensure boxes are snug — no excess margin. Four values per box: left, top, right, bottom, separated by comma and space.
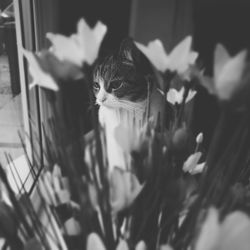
92, 38, 165, 171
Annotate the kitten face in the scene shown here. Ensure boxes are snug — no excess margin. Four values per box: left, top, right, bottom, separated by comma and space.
93, 38, 154, 110
93, 60, 148, 106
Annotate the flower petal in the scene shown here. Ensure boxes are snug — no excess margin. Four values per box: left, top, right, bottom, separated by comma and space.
160, 245, 174, 250
189, 162, 206, 175
110, 168, 143, 213
46, 32, 84, 67
136, 39, 169, 72
219, 211, 250, 250
64, 218, 82, 236
24, 238, 43, 250
215, 49, 247, 100
195, 208, 220, 250
169, 36, 197, 73
183, 152, 202, 173
110, 168, 127, 212
196, 133, 204, 144
214, 44, 231, 80
47, 18, 107, 66
22, 48, 59, 91
85, 21, 108, 65
87, 233, 106, 250
116, 240, 129, 250
185, 89, 197, 103
166, 88, 184, 104
135, 241, 147, 250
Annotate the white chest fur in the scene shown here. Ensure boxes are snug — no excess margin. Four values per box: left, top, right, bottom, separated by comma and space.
99, 104, 145, 171
98, 87, 164, 171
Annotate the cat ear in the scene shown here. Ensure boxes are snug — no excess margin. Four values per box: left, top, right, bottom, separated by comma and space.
119, 37, 154, 76
118, 37, 139, 62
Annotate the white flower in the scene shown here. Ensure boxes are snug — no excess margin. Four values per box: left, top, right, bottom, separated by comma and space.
183, 152, 205, 174
160, 245, 174, 250
195, 208, 250, 250
64, 218, 81, 236
38, 165, 73, 206
114, 122, 146, 153
46, 18, 107, 67
195, 208, 220, 250
22, 48, 85, 91
24, 238, 43, 250
86, 233, 146, 250
136, 36, 198, 73
110, 168, 144, 213
135, 241, 147, 250
22, 48, 59, 91
196, 133, 204, 144
199, 44, 247, 100
87, 233, 106, 250
116, 240, 129, 250
166, 87, 196, 105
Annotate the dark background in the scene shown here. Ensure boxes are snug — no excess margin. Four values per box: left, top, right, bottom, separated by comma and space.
57, 0, 250, 147
58, 0, 132, 53
193, 0, 250, 147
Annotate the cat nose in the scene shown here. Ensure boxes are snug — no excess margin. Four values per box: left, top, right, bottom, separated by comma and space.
98, 95, 107, 103
101, 96, 107, 102
97, 89, 107, 103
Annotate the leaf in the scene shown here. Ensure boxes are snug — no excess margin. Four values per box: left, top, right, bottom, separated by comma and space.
0, 201, 18, 237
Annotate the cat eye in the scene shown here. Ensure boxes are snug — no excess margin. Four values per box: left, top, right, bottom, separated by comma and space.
93, 82, 100, 91
109, 80, 124, 91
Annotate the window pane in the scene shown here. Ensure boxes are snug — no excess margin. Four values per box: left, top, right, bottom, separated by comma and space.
0, 2, 28, 190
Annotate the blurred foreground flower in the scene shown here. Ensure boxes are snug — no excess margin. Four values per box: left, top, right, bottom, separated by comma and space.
24, 238, 43, 250
136, 36, 198, 74
114, 122, 147, 154
160, 245, 174, 250
46, 18, 107, 67
38, 164, 72, 206
166, 87, 197, 105
183, 152, 205, 174
22, 48, 85, 90
199, 44, 247, 100
87, 232, 146, 250
22, 48, 59, 91
110, 168, 144, 213
195, 208, 250, 250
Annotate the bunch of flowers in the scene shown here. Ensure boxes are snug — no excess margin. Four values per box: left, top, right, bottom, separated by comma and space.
0, 18, 250, 250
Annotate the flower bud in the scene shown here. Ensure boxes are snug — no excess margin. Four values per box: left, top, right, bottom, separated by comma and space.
196, 132, 204, 144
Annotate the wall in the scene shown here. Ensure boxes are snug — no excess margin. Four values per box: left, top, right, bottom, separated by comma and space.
130, 0, 194, 51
